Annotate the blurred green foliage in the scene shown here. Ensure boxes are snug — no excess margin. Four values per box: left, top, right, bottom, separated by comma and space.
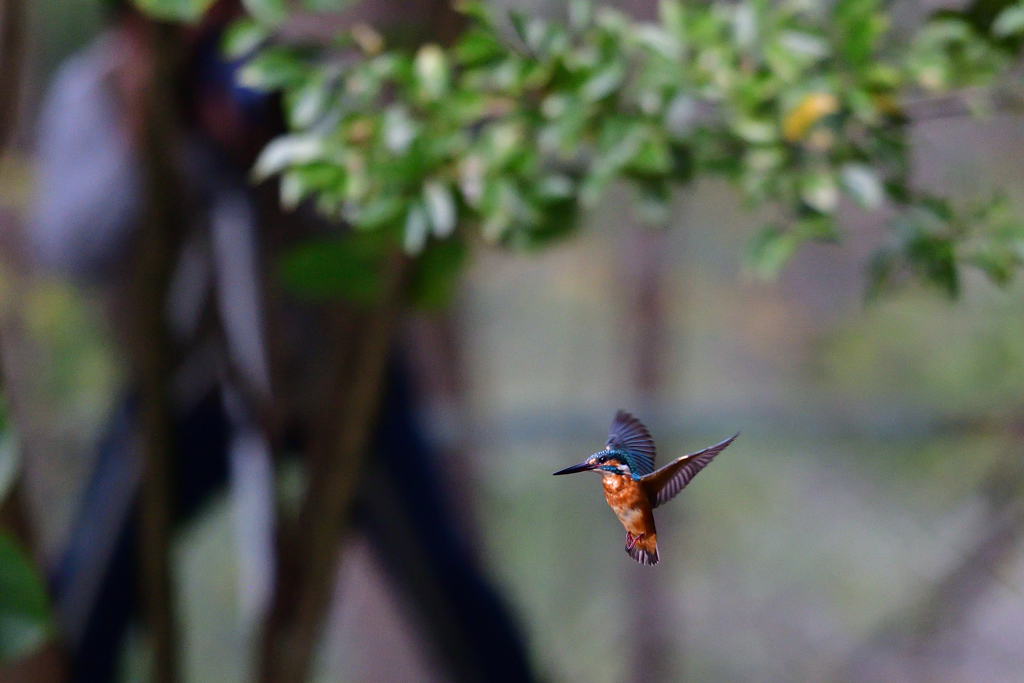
132, 0, 1024, 305
0, 397, 51, 664
30, 0, 104, 83
0, 533, 52, 663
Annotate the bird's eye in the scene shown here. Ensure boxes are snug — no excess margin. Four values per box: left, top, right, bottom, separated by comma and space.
598, 455, 607, 463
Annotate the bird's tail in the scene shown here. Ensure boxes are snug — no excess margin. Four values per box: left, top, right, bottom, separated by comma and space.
626, 533, 659, 566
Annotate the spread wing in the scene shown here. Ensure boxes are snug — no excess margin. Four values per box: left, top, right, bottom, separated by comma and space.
607, 410, 656, 477
641, 433, 738, 508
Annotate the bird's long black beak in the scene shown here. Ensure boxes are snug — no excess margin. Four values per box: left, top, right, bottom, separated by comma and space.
553, 460, 597, 475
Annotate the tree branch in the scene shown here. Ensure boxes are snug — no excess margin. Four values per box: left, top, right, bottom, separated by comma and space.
131, 21, 189, 683
0, 0, 25, 151
836, 421, 1024, 680
260, 250, 409, 683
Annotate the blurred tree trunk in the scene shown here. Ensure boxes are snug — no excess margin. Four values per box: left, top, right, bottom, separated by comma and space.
0, 1, 70, 681
612, 0, 677, 663
258, 2, 471, 681
625, 224, 674, 683
401, 311, 482, 552
0, 0, 26, 151
259, 251, 409, 683
131, 22, 189, 683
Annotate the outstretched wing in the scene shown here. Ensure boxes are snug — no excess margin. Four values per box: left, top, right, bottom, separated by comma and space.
641, 433, 738, 508
607, 410, 657, 477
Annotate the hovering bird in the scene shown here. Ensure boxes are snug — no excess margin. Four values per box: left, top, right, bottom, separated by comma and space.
554, 410, 738, 566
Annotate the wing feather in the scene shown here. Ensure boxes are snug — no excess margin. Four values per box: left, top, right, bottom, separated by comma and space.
641, 433, 738, 508
607, 410, 656, 476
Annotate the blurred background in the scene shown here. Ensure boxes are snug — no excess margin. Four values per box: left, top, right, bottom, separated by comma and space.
3, 0, 1024, 682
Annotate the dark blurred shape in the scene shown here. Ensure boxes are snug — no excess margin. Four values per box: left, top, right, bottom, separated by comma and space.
359, 363, 535, 683
25, 3, 537, 682
50, 391, 231, 683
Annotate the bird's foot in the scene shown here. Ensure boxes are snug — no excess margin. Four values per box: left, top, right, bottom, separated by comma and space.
625, 532, 644, 550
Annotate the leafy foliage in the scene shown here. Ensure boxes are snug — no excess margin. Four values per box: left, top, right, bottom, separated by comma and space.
0, 533, 52, 662
0, 396, 51, 663
133, 0, 219, 23
869, 195, 1024, 299
137, 0, 1024, 303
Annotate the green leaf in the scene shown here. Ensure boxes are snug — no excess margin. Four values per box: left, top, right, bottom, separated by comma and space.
800, 171, 839, 214
745, 217, 839, 280
777, 31, 830, 60
353, 196, 407, 231
276, 236, 386, 303
415, 45, 450, 101
522, 17, 551, 53
907, 232, 959, 298
285, 78, 331, 129
732, 3, 757, 49
252, 135, 326, 180
301, 0, 357, 11
580, 61, 626, 101
242, 0, 288, 26
535, 175, 575, 200
278, 163, 344, 210
581, 122, 645, 205
423, 182, 457, 238
993, 3, 1024, 36
746, 225, 802, 280
0, 533, 51, 662
456, 0, 491, 23
455, 28, 505, 66
841, 164, 884, 209
569, 0, 593, 31
383, 106, 419, 154
404, 203, 430, 255
634, 181, 671, 225
733, 118, 778, 144
133, 0, 216, 22
634, 25, 682, 61
0, 403, 14, 504
630, 134, 671, 175
0, 447, 16, 509
222, 19, 269, 59
833, 0, 887, 66
658, 0, 685, 38
238, 48, 308, 91
664, 94, 696, 140
509, 11, 532, 47
408, 239, 468, 309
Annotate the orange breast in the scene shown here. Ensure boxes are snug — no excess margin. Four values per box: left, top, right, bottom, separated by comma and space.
602, 474, 657, 544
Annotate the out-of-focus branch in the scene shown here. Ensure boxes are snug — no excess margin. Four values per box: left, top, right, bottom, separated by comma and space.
908, 421, 1024, 649
0, 2, 71, 681
401, 312, 481, 551
837, 419, 1024, 681
356, 454, 479, 681
131, 21, 188, 683
901, 86, 1024, 123
0, 0, 25, 151
260, 251, 409, 683
275, 0, 465, 47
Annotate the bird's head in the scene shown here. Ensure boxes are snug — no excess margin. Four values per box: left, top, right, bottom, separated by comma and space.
553, 449, 632, 477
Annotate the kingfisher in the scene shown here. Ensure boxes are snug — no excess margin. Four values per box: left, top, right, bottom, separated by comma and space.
554, 410, 738, 566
